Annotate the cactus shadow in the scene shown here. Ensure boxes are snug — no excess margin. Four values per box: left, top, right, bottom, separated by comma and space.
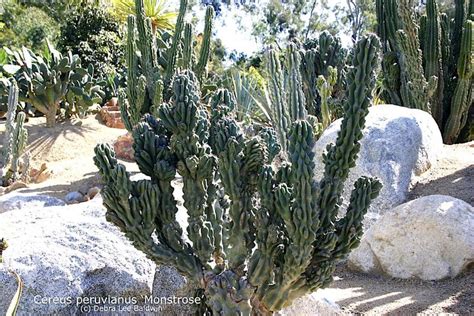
24, 119, 96, 160
325, 265, 473, 314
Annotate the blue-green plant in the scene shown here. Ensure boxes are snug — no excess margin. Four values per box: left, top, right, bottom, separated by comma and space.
1, 80, 28, 185
376, 0, 473, 143
300, 31, 348, 117
0, 43, 90, 127
120, 0, 215, 132
67, 64, 105, 117
94, 34, 382, 314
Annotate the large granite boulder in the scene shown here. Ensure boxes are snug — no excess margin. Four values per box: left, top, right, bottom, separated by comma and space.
313, 104, 443, 225
0, 197, 155, 315
349, 195, 474, 280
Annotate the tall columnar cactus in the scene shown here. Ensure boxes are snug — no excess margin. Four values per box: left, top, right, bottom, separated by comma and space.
376, 0, 474, 143
300, 31, 347, 116
266, 42, 338, 152
316, 66, 338, 130
120, 0, 215, 132
1, 80, 28, 185
94, 34, 382, 314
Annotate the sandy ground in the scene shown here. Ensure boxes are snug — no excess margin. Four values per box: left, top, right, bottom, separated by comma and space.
1, 115, 473, 314
322, 265, 473, 315
409, 141, 474, 205
0, 115, 140, 199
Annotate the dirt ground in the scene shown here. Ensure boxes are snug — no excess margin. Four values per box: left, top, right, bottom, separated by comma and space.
1, 115, 473, 314
409, 141, 474, 206
322, 265, 473, 314
0, 115, 140, 199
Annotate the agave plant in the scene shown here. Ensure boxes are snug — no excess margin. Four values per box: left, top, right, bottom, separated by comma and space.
108, 0, 177, 33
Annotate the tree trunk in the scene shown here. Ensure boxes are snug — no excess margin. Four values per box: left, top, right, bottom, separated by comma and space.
45, 108, 57, 128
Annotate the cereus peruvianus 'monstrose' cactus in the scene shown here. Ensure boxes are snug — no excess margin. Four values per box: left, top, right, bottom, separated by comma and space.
94, 34, 383, 314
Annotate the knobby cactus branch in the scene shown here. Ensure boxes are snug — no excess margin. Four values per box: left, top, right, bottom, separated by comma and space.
94, 34, 382, 314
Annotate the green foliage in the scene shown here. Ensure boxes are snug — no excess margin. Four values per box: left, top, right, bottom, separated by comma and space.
0, 44, 97, 127
120, 0, 215, 132
1, 80, 28, 186
58, 4, 124, 79
109, 0, 177, 32
300, 31, 348, 117
265, 38, 345, 152
0, 4, 60, 52
376, 0, 473, 143
225, 69, 270, 124
66, 64, 106, 117
316, 66, 338, 129
94, 34, 382, 314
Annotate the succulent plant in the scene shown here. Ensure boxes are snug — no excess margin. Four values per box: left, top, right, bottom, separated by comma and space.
94, 34, 382, 314
67, 64, 105, 117
1, 79, 28, 185
376, 0, 473, 143
120, 0, 215, 132
0, 43, 90, 127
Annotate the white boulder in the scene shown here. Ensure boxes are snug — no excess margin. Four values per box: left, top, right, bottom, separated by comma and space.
348, 195, 474, 280
313, 104, 443, 224
0, 197, 156, 315
0, 192, 65, 213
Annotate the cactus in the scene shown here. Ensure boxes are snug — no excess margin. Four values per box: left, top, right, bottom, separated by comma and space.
120, 0, 215, 132
300, 31, 347, 116
1, 43, 88, 127
377, 0, 474, 143
1, 80, 28, 185
94, 35, 382, 314
266, 42, 340, 152
316, 66, 338, 130
67, 64, 105, 118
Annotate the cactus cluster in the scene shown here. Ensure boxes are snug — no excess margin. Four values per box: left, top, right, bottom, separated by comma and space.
94, 34, 382, 314
1, 80, 28, 186
300, 31, 347, 117
120, 0, 215, 132
0, 43, 100, 127
376, 0, 473, 143
67, 64, 105, 118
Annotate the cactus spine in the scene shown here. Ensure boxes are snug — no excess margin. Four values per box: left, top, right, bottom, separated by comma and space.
120, 0, 215, 132
377, 0, 474, 143
94, 34, 382, 314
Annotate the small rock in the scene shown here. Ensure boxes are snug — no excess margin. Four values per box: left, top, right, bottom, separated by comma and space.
65, 191, 84, 204
113, 133, 135, 161
4, 181, 27, 194
87, 187, 100, 199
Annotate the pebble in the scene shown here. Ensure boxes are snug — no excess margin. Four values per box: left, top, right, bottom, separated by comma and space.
64, 191, 84, 204
87, 187, 100, 199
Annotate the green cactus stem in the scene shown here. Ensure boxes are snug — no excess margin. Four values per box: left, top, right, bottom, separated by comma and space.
377, 0, 474, 143
94, 34, 382, 314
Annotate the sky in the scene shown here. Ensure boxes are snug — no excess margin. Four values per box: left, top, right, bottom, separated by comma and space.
174, 0, 352, 56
